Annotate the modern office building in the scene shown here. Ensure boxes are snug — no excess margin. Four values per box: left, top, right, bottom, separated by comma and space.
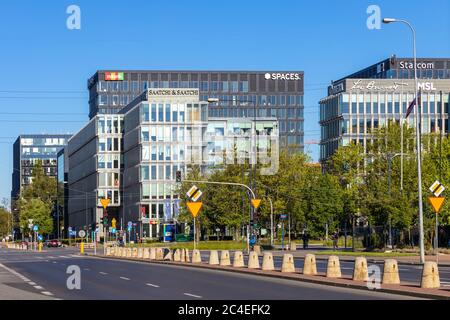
88, 70, 302, 153
67, 88, 279, 239
11, 134, 72, 233
319, 57, 450, 163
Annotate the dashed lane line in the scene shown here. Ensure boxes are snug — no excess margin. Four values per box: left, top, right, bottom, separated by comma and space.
146, 283, 160, 288
99, 272, 108, 275
183, 293, 202, 299
120, 277, 130, 281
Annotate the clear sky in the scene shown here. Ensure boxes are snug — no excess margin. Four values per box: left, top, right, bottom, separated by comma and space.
0, 0, 449, 203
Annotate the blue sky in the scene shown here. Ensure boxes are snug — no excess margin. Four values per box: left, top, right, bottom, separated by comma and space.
0, 0, 448, 202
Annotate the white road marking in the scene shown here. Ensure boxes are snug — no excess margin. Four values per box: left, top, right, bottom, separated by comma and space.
61, 256, 71, 259
52, 262, 57, 264
146, 283, 160, 288
99, 272, 108, 275
184, 293, 202, 299
120, 277, 130, 281
48, 256, 56, 259
33, 286, 44, 290
84, 268, 90, 271
28, 282, 37, 286
41, 291, 53, 296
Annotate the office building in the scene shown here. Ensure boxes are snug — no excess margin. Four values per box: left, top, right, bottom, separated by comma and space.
319, 57, 450, 163
88, 70, 302, 153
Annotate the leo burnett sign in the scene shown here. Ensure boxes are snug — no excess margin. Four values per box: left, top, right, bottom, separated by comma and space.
347, 79, 449, 92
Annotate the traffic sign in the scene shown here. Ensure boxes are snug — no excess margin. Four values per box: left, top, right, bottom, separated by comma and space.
280, 214, 288, 220
127, 221, 132, 228
100, 198, 110, 210
78, 230, 86, 238
33, 225, 38, 232
428, 197, 445, 213
37, 235, 43, 241
429, 181, 445, 197
111, 228, 116, 234
251, 199, 261, 209
186, 185, 202, 202
186, 202, 202, 218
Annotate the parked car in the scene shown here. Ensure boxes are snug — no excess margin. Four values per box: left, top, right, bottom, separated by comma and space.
46, 239, 62, 247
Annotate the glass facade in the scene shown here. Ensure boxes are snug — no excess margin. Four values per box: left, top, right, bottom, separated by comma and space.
88, 71, 303, 153
320, 78, 450, 162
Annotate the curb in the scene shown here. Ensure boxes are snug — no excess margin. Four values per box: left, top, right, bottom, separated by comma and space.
85, 253, 450, 300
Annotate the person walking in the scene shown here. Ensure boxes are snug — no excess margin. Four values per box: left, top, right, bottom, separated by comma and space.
302, 230, 309, 249
332, 230, 339, 250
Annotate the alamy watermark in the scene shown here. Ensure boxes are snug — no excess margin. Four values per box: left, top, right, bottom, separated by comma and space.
66, 265, 81, 290
66, 5, 81, 30
366, 5, 382, 30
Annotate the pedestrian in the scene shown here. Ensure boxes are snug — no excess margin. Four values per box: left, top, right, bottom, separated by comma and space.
302, 230, 309, 249
332, 230, 339, 250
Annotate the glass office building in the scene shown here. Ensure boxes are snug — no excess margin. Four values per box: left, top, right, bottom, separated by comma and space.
11, 134, 71, 234
88, 70, 303, 153
67, 89, 279, 239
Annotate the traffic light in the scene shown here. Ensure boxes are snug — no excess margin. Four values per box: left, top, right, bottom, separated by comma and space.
103, 217, 108, 227
176, 170, 182, 183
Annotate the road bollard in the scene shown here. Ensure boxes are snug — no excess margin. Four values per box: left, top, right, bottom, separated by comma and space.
163, 249, 173, 261
262, 252, 275, 271
303, 254, 317, 275
156, 248, 164, 260
326, 256, 341, 278
116, 247, 122, 257
143, 248, 150, 259
209, 250, 219, 265
382, 259, 400, 285
248, 251, 260, 269
132, 248, 138, 258
106, 247, 112, 256
220, 250, 231, 266
137, 248, 144, 259
38, 242, 43, 252
149, 248, 156, 260
80, 242, 84, 254
281, 254, 295, 273
253, 245, 262, 256
192, 249, 202, 263
290, 243, 297, 251
421, 261, 440, 289
353, 257, 368, 281
180, 248, 186, 262
185, 249, 191, 262
173, 249, 181, 261
233, 251, 245, 268
126, 248, 132, 258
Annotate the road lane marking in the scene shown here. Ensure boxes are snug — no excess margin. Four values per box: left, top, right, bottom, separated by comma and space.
99, 272, 108, 275
33, 286, 44, 290
184, 293, 202, 299
28, 282, 37, 286
146, 283, 160, 288
41, 291, 53, 296
84, 268, 91, 271
120, 277, 130, 281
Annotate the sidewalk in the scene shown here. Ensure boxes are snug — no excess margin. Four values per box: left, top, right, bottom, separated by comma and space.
0, 265, 53, 300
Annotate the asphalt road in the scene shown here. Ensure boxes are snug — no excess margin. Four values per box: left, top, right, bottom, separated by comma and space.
0, 247, 423, 300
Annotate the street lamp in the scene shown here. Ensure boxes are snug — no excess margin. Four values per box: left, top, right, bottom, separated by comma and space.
383, 17, 425, 263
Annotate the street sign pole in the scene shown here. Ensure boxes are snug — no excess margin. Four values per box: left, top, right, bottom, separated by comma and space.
193, 216, 196, 251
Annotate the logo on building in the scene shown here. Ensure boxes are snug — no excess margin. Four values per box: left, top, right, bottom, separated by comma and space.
399, 61, 434, 69
418, 82, 437, 91
264, 73, 301, 81
147, 89, 199, 96
351, 79, 409, 92
105, 72, 124, 81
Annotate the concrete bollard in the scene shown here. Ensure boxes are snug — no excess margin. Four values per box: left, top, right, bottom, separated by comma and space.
174, 249, 181, 262
192, 249, 202, 263
137, 248, 144, 259
262, 252, 275, 271
106, 247, 112, 256
149, 247, 156, 260
253, 245, 262, 256
185, 249, 191, 263
248, 251, 260, 269
303, 254, 317, 275
126, 248, 132, 258
155, 248, 164, 260
220, 250, 231, 266
290, 243, 297, 251
163, 249, 173, 261
281, 254, 296, 273
132, 248, 138, 258
143, 248, 150, 259
180, 248, 186, 262
353, 257, 368, 281
115, 247, 120, 256
209, 250, 219, 265
326, 256, 342, 278
122, 247, 127, 257
421, 261, 440, 289
233, 251, 245, 268
382, 259, 400, 285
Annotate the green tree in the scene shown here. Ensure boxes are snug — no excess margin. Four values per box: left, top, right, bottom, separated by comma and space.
19, 198, 53, 235
0, 207, 11, 238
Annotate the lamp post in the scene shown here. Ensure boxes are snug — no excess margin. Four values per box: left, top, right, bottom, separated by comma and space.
383, 18, 425, 263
